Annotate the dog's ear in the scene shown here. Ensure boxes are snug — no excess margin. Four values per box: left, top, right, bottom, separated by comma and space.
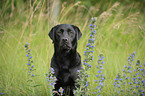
49, 25, 58, 41
72, 25, 82, 40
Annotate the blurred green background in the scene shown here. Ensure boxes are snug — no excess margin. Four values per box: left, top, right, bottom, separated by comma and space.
0, 0, 145, 95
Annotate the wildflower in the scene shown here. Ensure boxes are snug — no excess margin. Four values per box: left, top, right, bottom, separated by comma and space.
98, 70, 102, 73
94, 80, 97, 82
86, 84, 88, 87
121, 89, 124, 92
77, 70, 80, 72
114, 82, 116, 86
128, 70, 132, 73
119, 78, 123, 81
133, 78, 136, 80
128, 66, 131, 69
32, 74, 34, 76
101, 75, 104, 77
133, 91, 136, 94
1, 93, 4, 95
96, 86, 100, 89
100, 83, 103, 86
126, 77, 129, 80
124, 65, 127, 68
117, 84, 120, 88
115, 78, 118, 81
137, 77, 141, 79
95, 75, 99, 77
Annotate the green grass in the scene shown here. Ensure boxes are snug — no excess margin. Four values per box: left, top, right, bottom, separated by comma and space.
0, 0, 145, 96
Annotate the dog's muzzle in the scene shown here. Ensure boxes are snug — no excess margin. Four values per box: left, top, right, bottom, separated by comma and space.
60, 38, 71, 51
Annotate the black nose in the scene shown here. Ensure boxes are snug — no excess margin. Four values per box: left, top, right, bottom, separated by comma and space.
63, 38, 68, 42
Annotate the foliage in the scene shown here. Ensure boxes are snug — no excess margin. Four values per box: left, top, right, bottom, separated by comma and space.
24, 42, 41, 95
0, 0, 145, 95
114, 52, 145, 95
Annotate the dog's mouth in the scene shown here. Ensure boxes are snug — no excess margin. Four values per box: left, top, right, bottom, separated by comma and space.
61, 44, 71, 51
62, 45, 71, 50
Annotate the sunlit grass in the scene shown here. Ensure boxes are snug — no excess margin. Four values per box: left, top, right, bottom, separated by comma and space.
0, 1, 144, 95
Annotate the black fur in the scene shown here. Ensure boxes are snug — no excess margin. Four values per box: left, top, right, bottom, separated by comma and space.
49, 24, 82, 96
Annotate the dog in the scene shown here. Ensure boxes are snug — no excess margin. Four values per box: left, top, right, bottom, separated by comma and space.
49, 24, 82, 96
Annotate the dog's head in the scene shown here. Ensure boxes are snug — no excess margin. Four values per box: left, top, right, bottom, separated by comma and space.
49, 24, 82, 52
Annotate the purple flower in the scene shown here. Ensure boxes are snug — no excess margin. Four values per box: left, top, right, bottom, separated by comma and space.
101, 75, 104, 77
133, 78, 136, 80
133, 91, 136, 94
129, 82, 131, 85
94, 80, 97, 82
95, 75, 99, 77
86, 43, 91, 47
51, 68, 54, 71
117, 84, 120, 88
139, 65, 142, 67
128, 70, 132, 73
128, 66, 131, 69
86, 84, 88, 87
126, 77, 129, 80
142, 80, 145, 83
121, 89, 124, 92
77, 70, 80, 72
135, 86, 138, 88
96, 86, 100, 89
115, 78, 118, 81
114, 82, 116, 86
98, 70, 102, 73
124, 65, 127, 68
100, 83, 103, 86
119, 78, 123, 81
137, 77, 141, 79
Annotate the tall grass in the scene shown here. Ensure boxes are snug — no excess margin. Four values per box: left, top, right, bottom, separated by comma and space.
0, 0, 144, 95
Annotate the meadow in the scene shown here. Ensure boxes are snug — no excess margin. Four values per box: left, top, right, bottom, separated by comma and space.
0, 0, 145, 96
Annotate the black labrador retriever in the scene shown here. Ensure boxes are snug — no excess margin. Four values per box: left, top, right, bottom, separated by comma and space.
49, 24, 82, 96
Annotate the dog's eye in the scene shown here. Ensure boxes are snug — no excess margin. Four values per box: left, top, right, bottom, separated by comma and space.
69, 31, 73, 34
57, 31, 61, 34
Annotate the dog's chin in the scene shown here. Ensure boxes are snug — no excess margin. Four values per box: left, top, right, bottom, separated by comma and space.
61, 45, 71, 52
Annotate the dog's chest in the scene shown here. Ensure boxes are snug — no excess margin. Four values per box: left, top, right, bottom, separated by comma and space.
57, 57, 72, 70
